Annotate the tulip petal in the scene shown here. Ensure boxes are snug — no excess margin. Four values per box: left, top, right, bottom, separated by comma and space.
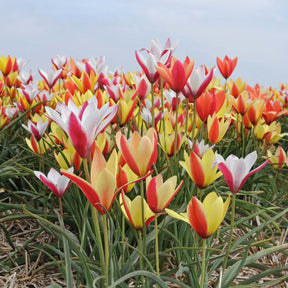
188, 197, 208, 238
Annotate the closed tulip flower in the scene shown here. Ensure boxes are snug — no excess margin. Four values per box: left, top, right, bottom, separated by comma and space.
116, 128, 158, 177
146, 174, 183, 213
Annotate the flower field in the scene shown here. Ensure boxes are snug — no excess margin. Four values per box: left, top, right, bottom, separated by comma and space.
0, 39, 288, 287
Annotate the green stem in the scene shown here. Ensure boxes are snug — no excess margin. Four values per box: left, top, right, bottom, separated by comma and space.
103, 213, 109, 287
83, 158, 90, 182
155, 214, 160, 278
200, 238, 207, 288
91, 207, 106, 287
185, 98, 189, 136
222, 193, 236, 270
140, 180, 146, 265
138, 230, 145, 286
59, 197, 63, 219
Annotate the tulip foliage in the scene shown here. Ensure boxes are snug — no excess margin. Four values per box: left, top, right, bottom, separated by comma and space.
1, 41, 288, 288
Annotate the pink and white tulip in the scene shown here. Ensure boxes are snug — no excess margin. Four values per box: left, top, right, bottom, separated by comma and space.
214, 151, 269, 194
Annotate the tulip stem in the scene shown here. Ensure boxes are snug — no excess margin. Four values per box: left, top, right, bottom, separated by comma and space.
222, 193, 236, 271
103, 213, 109, 287
59, 197, 63, 219
155, 214, 160, 278
185, 98, 189, 136
91, 207, 106, 287
140, 180, 146, 269
200, 238, 207, 288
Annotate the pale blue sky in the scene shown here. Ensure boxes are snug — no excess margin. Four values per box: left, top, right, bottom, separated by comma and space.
1, 0, 288, 87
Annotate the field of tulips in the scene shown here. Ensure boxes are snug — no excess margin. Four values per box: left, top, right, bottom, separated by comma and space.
1, 39, 288, 288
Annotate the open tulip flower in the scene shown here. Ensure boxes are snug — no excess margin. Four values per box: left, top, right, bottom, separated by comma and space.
180, 149, 222, 189
214, 151, 269, 194
22, 118, 49, 142
120, 191, 155, 230
34, 167, 73, 198
166, 192, 230, 238
156, 56, 194, 93
185, 65, 214, 100
38, 68, 62, 90
116, 128, 158, 177
61, 146, 118, 214
216, 56, 238, 79
246, 98, 265, 126
46, 97, 118, 159
146, 174, 183, 213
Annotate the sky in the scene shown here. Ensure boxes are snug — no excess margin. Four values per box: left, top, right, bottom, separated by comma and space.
1, 0, 288, 88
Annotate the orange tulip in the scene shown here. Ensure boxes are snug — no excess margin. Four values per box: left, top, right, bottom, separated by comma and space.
216, 56, 238, 79
246, 98, 265, 125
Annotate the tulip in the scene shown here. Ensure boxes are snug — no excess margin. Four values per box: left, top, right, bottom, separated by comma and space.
228, 91, 250, 116
159, 132, 184, 156
120, 191, 155, 230
156, 57, 194, 93
46, 97, 118, 159
216, 56, 238, 79
246, 98, 265, 126
135, 50, 159, 84
61, 146, 118, 214
266, 146, 288, 169
0, 55, 14, 77
207, 113, 231, 144
185, 65, 214, 100
34, 167, 73, 198
38, 68, 62, 90
116, 128, 158, 177
180, 149, 222, 189
22, 118, 49, 141
146, 174, 183, 213
262, 99, 287, 125
166, 192, 230, 238
214, 151, 269, 194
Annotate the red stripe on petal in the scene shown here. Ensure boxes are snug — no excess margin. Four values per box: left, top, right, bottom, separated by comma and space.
146, 177, 159, 213
188, 197, 208, 238
68, 113, 89, 159
120, 136, 140, 176
61, 170, 101, 209
189, 152, 205, 188
217, 162, 235, 193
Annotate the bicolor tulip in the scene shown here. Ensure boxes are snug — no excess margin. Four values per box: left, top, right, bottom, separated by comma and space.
135, 50, 159, 84
185, 65, 214, 100
216, 56, 238, 79
189, 139, 215, 158
166, 192, 230, 238
156, 57, 194, 93
46, 97, 118, 159
207, 114, 231, 144
159, 132, 185, 156
228, 91, 250, 116
180, 149, 222, 189
214, 151, 269, 194
22, 118, 49, 141
116, 163, 138, 193
38, 68, 62, 90
0, 55, 14, 77
116, 128, 158, 177
34, 167, 73, 198
227, 78, 246, 98
146, 174, 183, 213
246, 98, 265, 126
120, 191, 155, 230
61, 146, 118, 214
266, 146, 288, 169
